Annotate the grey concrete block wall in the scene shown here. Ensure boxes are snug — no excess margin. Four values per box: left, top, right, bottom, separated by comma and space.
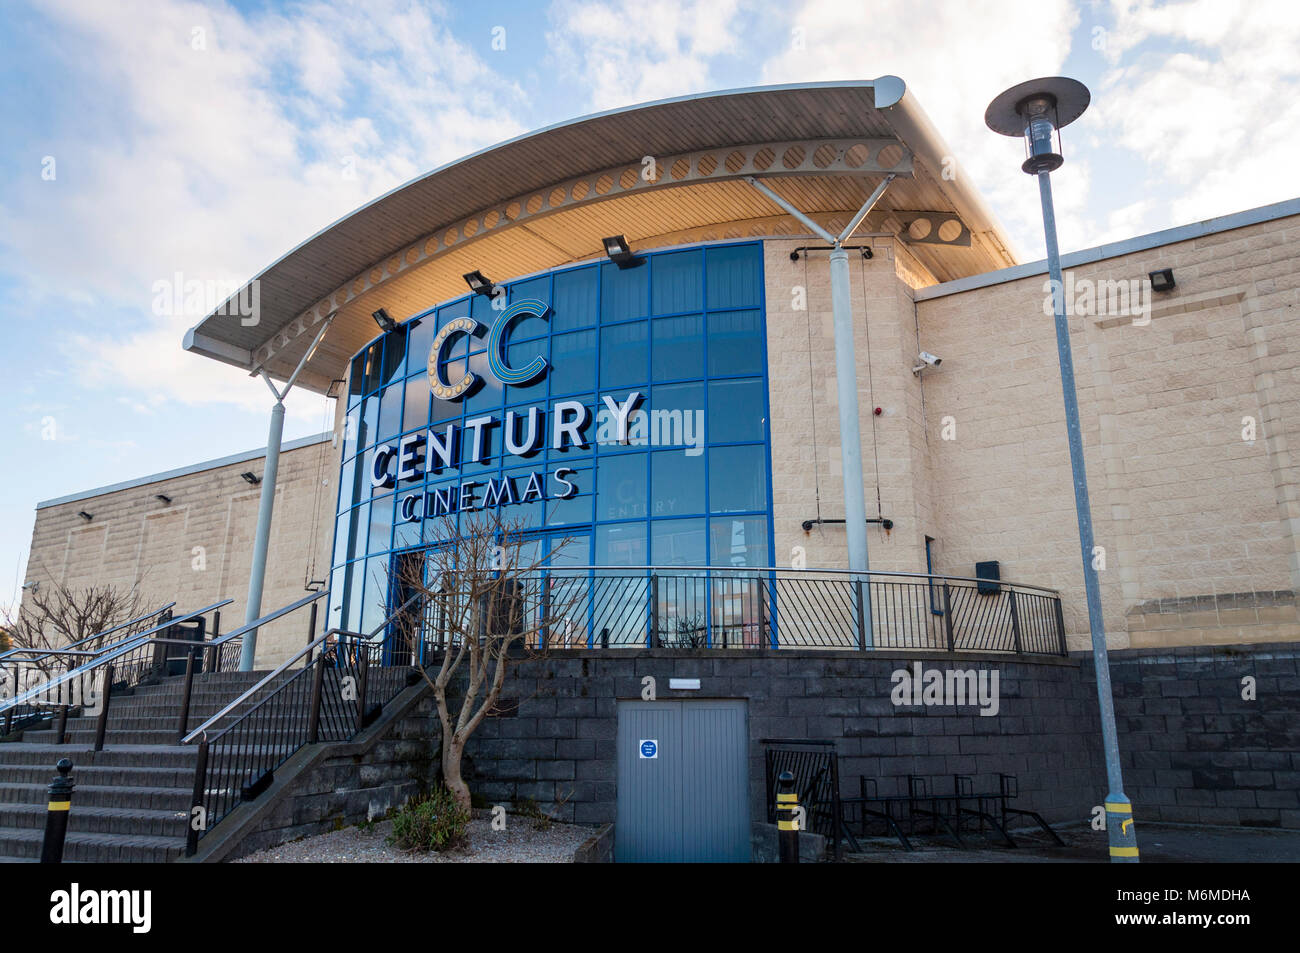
222, 693, 440, 860
464, 650, 1107, 834
218, 639, 1300, 860
1078, 642, 1300, 829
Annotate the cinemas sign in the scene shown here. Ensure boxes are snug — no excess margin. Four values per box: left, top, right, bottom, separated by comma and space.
369, 300, 640, 523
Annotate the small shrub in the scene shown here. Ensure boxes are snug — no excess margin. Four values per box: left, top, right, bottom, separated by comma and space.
387, 788, 470, 853
515, 796, 552, 831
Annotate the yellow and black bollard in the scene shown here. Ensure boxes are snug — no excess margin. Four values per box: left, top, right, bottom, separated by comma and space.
777, 770, 799, 864
41, 758, 74, 864
1106, 795, 1140, 863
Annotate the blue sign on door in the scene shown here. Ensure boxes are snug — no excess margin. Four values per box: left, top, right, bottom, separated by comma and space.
639, 739, 658, 759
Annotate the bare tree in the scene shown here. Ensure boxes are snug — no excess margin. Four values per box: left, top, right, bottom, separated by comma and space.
1, 577, 147, 695
392, 512, 582, 812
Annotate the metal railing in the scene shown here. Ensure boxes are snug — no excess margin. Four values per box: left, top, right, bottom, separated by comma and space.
181, 591, 424, 855
156, 565, 1062, 853
414, 566, 1066, 656
0, 601, 233, 739
0, 602, 179, 734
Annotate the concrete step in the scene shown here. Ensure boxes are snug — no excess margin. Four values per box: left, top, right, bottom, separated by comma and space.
0, 743, 198, 767
0, 802, 190, 838
0, 762, 198, 788
0, 827, 184, 863
0, 782, 192, 811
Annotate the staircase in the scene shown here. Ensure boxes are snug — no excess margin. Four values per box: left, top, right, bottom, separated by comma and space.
0, 670, 284, 863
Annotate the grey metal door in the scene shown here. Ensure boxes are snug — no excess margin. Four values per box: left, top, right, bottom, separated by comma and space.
616, 699, 749, 862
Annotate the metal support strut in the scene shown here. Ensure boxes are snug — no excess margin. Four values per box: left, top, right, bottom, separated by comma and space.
239, 314, 334, 670
743, 174, 895, 648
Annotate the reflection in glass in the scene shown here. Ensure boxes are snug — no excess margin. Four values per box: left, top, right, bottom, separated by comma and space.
405, 316, 435, 376
364, 342, 383, 393
651, 249, 703, 314
708, 445, 767, 513
600, 261, 648, 323
707, 244, 762, 309
651, 517, 706, 566
402, 375, 430, 434
651, 450, 704, 516
706, 310, 764, 376
382, 327, 407, 386
707, 378, 765, 443
652, 314, 704, 382
597, 453, 647, 521
369, 494, 394, 554
549, 331, 596, 395
599, 320, 648, 386
553, 267, 597, 331
378, 383, 403, 440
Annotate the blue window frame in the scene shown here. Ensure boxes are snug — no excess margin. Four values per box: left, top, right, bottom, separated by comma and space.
328, 241, 775, 638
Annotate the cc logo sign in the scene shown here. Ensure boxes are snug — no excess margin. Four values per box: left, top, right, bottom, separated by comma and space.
428, 299, 549, 400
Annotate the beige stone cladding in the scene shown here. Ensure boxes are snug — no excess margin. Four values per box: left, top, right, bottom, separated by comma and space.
24, 434, 340, 670
914, 214, 1300, 650
764, 237, 933, 581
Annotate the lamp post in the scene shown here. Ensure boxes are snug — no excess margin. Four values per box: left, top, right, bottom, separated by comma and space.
986, 77, 1138, 862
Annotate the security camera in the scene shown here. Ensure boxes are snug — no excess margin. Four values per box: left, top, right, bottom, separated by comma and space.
912, 351, 943, 375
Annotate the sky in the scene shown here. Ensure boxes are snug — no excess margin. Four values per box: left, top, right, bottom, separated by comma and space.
1, 0, 1296, 615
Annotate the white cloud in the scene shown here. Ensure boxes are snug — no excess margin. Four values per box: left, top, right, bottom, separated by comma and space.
1093, 0, 1300, 228
547, 0, 743, 110
0, 0, 529, 412
760, 0, 1082, 260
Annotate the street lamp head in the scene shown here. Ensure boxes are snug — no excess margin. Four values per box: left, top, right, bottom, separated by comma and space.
985, 77, 1090, 175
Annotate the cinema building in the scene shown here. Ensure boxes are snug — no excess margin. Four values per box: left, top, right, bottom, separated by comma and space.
12, 79, 1300, 861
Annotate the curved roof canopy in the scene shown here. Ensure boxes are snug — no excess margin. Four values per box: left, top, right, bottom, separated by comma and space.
184, 77, 1018, 395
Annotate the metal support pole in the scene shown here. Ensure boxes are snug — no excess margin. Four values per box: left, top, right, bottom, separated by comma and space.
828, 246, 870, 579
1009, 589, 1023, 655
93, 664, 113, 752
307, 655, 326, 744
357, 649, 370, 728
777, 770, 799, 863
240, 395, 284, 671
649, 573, 660, 649
1036, 170, 1137, 862
185, 739, 209, 857
239, 315, 334, 671
176, 651, 197, 744
41, 758, 74, 863
744, 176, 893, 638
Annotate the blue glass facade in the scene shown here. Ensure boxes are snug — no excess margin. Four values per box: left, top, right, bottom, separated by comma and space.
329, 241, 773, 636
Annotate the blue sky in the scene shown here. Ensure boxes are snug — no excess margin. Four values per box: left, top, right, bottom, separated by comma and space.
1, 0, 1296, 614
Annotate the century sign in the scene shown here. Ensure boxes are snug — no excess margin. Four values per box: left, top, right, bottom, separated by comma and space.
369, 299, 643, 523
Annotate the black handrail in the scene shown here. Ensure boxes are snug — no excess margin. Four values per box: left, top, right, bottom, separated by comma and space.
181, 589, 426, 854
0, 599, 232, 714
179, 588, 339, 743
418, 566, 1068, 655
0, 600, 176, 663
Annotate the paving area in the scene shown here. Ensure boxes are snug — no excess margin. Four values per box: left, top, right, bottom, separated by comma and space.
232, 817, 597, 863
840, 823, 1300, 863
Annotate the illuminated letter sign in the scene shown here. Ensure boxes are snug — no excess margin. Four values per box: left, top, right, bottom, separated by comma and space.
427, 299, 549, 399
428, 317, 479, 400
488, 300, 549, 385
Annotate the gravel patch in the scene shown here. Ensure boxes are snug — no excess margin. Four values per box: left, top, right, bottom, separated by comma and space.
233, 817, 597, 863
